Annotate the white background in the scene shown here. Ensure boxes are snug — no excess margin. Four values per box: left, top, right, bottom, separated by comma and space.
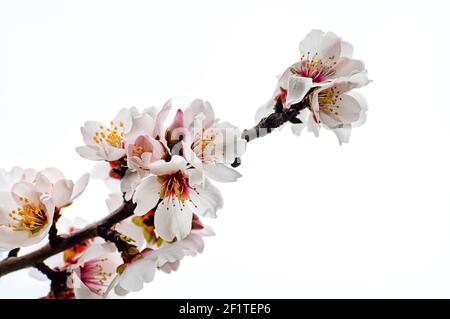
1, 0, 450, 298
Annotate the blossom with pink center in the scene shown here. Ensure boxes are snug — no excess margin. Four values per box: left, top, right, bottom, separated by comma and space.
255, 29, 370, 142
107, 225, 214, 295
67, 243, 122, 299
126, 135, 166, 176
132, 155, 222, 241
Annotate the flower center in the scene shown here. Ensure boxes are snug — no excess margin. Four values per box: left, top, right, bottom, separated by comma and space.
191, 129, 220, 163
92, 121, 125, 148
80, 258, 113, 295
158, 171, 191, 202
314, 87, 342, 116
8, 198, 48, 234
294, 51, 337, 83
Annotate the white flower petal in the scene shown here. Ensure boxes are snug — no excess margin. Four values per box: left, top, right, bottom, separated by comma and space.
71, 173, 90, 201
148, 155, 188, 176
154, 197, 193, 241
190, 179, 223, 218
76, 146, 104, 161
286, 76, 313, 107
133, 176, 161, 215
203, 163, 242, 183
299, 29, 324, 55
52, 179, 74, 208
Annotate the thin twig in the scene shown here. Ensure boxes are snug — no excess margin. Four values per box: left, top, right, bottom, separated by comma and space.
7, 248, 20, 258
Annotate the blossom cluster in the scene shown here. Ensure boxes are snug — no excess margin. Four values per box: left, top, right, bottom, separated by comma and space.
256, 29, 369, 144
0, 30, 369, 299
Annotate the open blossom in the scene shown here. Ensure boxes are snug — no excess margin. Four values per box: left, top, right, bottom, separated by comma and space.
31, 167, 89, 209
255, 29, 370, 143
305, 73, 369, 144
67, 243, 122, 299
76, 108, 133, 162
0, 169, 55, 250
124, 103, 171, 176
182, 99, 246, 182
108, 225, 214, 295
133, 155, 222, 242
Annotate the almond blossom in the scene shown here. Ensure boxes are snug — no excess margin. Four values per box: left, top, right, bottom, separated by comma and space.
182, 99, 246, 182
0, 170, 55, 250
0, 29, 371, 299
108, 225, 214, 295
255, 29, 369, 142
305, 73, 369, 144
133, 155, 222, 241
31, 167, 89, 209
67, 243, 122, 299
76, 108, 133, 162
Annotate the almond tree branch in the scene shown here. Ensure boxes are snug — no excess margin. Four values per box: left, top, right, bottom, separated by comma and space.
0, 99, 306, 278
232, 98, 309, 167
0, 200, 136, 278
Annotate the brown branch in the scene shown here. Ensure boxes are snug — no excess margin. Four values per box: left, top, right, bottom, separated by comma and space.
0, 200, 136, 278
232, 98, 309, 167
35, 262, 69, 297
97, 227, 139, 262
0, 99, 307, 279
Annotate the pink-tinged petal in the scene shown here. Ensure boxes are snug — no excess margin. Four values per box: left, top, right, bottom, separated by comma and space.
133, 176, 161, 215
159, 260, 180, 273
148, 155, 188, 176
340, 41, 354, 58
76, 145, 104, 161
52, 179, 74, 208
125, 114, 155, 145
154, 197, 193, 241
71, 173, 90, 201
166, 109, 184, 135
